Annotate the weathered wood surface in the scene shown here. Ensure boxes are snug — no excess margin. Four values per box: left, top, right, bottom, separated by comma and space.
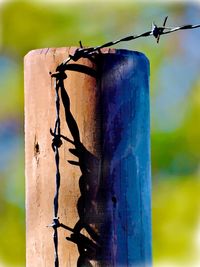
24, 47, 151, 267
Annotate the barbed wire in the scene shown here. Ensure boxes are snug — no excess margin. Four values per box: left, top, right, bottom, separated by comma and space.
49, 16, 200, 267
53, 16, 200, 73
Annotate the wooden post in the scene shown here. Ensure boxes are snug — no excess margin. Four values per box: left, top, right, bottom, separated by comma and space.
24, 48, 151, 267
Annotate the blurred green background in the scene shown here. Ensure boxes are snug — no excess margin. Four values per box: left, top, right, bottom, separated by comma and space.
0, 0, 200, 266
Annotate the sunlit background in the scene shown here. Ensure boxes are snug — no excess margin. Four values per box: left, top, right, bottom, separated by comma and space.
0, 0, 200, 266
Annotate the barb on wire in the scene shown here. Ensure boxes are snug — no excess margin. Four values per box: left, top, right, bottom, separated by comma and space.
55, 16, 200, 71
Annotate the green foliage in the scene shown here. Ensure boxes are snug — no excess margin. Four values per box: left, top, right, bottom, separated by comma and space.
153, 176, 200, 264
0, 136, 25, 265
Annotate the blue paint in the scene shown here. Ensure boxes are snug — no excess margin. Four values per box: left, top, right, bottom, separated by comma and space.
99, 50, 151, 266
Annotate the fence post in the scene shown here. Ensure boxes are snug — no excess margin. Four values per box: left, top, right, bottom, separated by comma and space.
24, 47, 151, 266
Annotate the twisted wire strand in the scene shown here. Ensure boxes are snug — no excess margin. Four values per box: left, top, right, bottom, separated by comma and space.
51, 76, 63, 267
56, 18, 200, 71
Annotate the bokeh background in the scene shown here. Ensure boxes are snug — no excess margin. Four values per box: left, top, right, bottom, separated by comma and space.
0, 0, 200, 266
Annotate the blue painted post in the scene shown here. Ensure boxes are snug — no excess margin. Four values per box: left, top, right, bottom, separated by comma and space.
98, 50, 152, 266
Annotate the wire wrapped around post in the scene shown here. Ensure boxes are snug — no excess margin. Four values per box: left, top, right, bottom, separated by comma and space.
47, 17, 200, 266
50, 70, 67, 267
